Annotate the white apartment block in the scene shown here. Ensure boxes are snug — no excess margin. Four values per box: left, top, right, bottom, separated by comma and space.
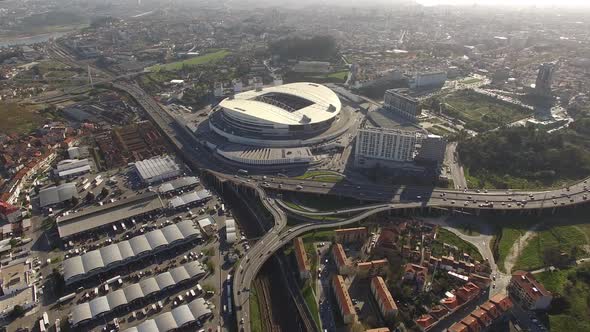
355, 127, 417, 167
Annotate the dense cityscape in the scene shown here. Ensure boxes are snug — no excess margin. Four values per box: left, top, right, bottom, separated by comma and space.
1, 0, 590, 332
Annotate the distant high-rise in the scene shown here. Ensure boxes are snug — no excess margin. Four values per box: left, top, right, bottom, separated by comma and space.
534, 63, 555, 98
383, 89, 421, 121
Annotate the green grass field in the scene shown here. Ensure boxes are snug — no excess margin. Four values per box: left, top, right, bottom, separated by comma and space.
295, 170, 344, 183
302, 283, 321, 329
0, 102, 46, 134
514, 225, 587, 271
250, 286, 262, 332
432, 228, 483, 261
443, 90, 532, 132
535, 263, 590, 332
302, 230, 335, 243
148, 50, 231, 71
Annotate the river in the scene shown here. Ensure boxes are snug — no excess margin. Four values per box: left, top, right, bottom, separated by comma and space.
0, 31, 70, 48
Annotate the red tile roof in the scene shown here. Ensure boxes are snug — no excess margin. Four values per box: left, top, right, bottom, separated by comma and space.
479, 301, 500, 319
293, 237, 310, 274
332, 275, 355, 316
333, 243, 349, 268
471, 308, 492, 326
489, 293, 513, 312
460, 315, 481, 332
415, 314, 437, 329
511, 271, 551, 302
448, 322, 469, 332
371, 276, 397, 312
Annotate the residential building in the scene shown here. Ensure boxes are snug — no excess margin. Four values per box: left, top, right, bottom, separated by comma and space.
534, 63, 555, 98
334, 227, 368, 244
445, 294, 513, 332
383, 88, 420, 121
355, 127, 417, 167
416, 314, 437, 331
447, 322, 469, 332
365, 328, 390, 332
403, 263, 428, 289
416, 135, 447, 164
371, 276, 398, 320
409, 71, 447, 89
455, 282, 481, 304
470, 308, 492, 328
332, 243, 353, 275
331, 275, 357, 325
294, 237, 311, 280
0, 201, 21, 223
357, 259, 388, 278
508, 271, 552, 310
460, 315, 480, 332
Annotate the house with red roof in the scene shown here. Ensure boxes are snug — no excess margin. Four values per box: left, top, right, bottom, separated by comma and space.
508, 271, 552, 310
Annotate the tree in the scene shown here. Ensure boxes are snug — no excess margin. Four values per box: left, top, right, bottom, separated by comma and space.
10, 305, 24, 318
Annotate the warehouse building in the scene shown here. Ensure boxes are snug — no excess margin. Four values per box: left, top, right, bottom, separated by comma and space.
39, 183, 78, 208
71, 261, 206, 327
63, 220, 201, 285
133, 155, 182, 184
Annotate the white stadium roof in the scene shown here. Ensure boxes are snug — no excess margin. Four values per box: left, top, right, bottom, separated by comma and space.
219, 82, 341, 126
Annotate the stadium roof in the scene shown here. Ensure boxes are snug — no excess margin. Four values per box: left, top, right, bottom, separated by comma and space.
122, 298, 212, 332
63, 220, 201, 284
71, 262, 206, 326
219, 82, 341, 125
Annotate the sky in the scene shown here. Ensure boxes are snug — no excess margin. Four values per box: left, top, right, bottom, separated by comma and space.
416, 0, 590, 7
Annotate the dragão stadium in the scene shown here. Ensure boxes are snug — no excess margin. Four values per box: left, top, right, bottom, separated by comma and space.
187, 82, 358, 167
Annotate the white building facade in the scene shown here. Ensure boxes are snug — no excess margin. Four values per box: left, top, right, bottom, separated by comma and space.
354, 127, 417, 167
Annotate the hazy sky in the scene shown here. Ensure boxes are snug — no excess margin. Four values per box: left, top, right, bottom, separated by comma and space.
416, 0, 590, 7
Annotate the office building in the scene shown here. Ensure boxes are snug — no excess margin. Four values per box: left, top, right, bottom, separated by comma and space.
331, 275, 357, 325
355, 127, 417, 167
416, 135, 447, 164
370, 276, 398, 320
383, 89, 420, 121
508, 271, 552, 310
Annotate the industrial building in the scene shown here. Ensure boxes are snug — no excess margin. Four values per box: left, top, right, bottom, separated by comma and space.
56, 192, 166, 240
71, 261, 206, 327
39, 183, 78, 208
168, 189, 212, 210
383, 89, 420, 121
63, 220, 201, 285
157, 176, 200, 195
55, 159, 92, 179
122, 297, 212, 332
225, 218, 237, 244
133, 155, 182, 184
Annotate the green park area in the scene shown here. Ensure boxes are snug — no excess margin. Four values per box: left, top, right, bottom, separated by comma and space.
513, 224, 589, 271
458, 120, 590, 189
0, 102, 46, 134
147, 50, 231, 72
535, 262, 590, 331
250, 286, 262, 332
442, 90, 532, 132
431, 228, 483, 261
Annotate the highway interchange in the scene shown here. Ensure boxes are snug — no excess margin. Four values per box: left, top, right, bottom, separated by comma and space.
44, 44, 590, 332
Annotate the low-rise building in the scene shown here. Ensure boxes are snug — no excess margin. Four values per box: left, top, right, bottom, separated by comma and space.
197, 217, 216, 235
133, 155, 182, 184
294, 237, 311, 280
332, 275, 357, 325
403, 263, 428, 289
0, 201, 21, 223
334, 227, 368, 244
371, 276, 398, 320
357, 259, 388, 278
508, 271, 552, 310
416, 314, 437, 331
